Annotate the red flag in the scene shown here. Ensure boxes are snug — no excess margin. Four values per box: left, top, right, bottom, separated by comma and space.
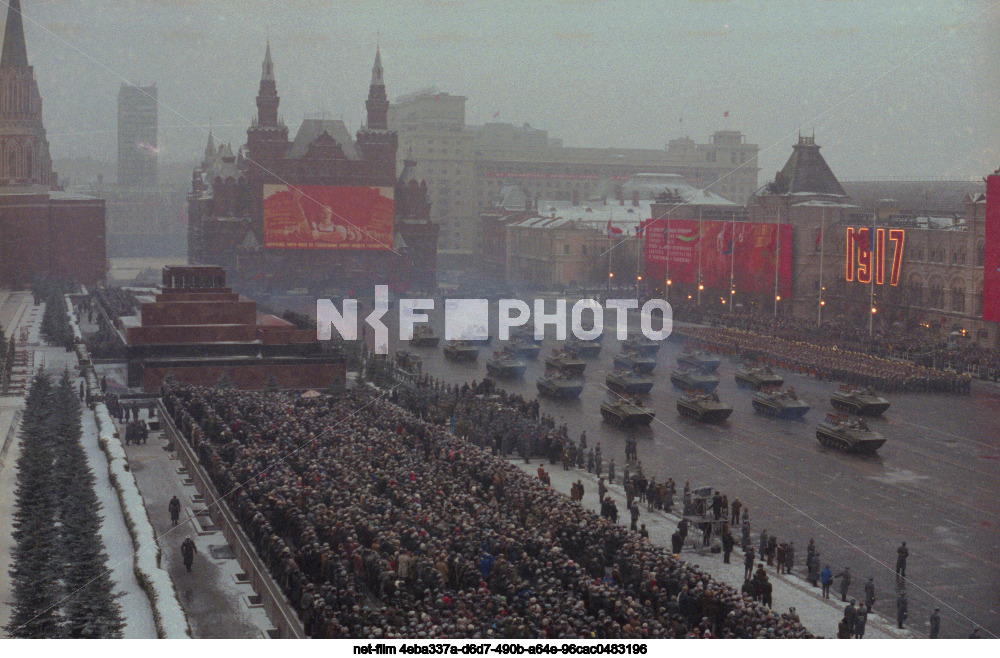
815, 227, 823, 250
606, 218, 623, 236
723, 111, 729, 117
434, 93, 440, 100
493, 110, 500, 118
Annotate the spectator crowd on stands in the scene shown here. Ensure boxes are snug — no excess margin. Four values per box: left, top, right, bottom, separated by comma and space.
670, 303, 999, 382
161, 381, 813, 639
673, 325, 972, 394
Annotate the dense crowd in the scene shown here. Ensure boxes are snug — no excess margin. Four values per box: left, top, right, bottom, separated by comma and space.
94, 286, 140, 321
672, 304, 999, 381
162, 382, 813, 639
674, 325, 972, 394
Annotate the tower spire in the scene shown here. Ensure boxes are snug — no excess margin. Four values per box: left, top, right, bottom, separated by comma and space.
2, 0, 29, 68
262, 39, 274, 82
204, 120, 215, 161
365, 46, 388, 131
370, 46, 384, 87
255, 41, 279, 127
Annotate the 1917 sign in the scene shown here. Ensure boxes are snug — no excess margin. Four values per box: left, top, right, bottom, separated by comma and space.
846, 227, 904, 286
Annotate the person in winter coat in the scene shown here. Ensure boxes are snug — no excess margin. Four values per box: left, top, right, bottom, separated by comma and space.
854, 605, 868, 638
929, 608, 941, 638
744, 546, 755, 580
808, 553, 821, 587
784, 541, 795, 575
834, 566, 852, 602
864, 576, 876, 613
168, 495, 181, 526
896, 589, 908, 629
721, 529, 734, 564
896, 541, 909, 579
820, 564, 833, 599
181, 536, 198, 573
671, 530, 684, 555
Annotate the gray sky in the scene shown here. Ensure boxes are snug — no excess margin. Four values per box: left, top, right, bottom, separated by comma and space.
10, 0, 1000, 181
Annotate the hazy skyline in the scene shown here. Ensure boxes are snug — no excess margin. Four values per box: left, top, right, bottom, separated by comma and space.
8, 0, 1000, 183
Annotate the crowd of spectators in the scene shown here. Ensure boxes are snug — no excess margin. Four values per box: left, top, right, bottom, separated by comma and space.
94, 286, 140, 322
671, 304, 999, 381
161, 381, 813, 639
673, 325, 972, 394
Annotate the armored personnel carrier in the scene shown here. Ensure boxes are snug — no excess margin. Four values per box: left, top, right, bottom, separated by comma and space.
566, 337, 601, 358
669, 368, 720, 393
409, 325, 440, 347
600, 398, 655, 427
536, 373, 584, 399
606, 369, 655, 396
613, 348, 656, 374
676, 392, 733, 423
677, 350, 721, 373
509, 338, 541, 360
816, 413, 886, 454
394, 349, 422, 374
622, 335, 660, 357
830, 386, 890, 416
485, 348, 526, 378
734, 365, 785, 390
544, 348, 587, 376
752, 388, 811, 419
510, 326, 542, 344
443, 340, 478, 361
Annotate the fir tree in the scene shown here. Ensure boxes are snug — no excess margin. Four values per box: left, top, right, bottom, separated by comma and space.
216, 372, 234, 389
265, 375, 280, 394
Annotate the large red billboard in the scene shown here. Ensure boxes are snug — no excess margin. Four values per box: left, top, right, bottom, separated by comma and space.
643, 219, 793, 296
984, 174, 1000, 322
263, 184, 394, 250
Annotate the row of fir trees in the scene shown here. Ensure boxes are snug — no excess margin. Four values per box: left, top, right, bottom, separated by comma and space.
5, 370, 124, 638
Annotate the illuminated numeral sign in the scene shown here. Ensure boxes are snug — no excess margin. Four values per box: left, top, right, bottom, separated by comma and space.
846, 227, 904, 285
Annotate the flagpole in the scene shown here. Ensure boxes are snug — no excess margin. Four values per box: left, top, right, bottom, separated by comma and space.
817, 206, 826, 326
697, 207, 703, 307
665, 210, 671, 305
869, 211, 876, 335
729, 218, 735, 313
773, 213, 780, 318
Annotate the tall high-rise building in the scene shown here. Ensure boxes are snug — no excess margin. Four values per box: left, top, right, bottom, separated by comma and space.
117, 83, 158, 186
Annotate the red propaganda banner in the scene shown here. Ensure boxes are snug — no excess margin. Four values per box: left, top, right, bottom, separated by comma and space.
643, 219, 793, 296
262, 184, 395, 250
983, 174, 1000, 322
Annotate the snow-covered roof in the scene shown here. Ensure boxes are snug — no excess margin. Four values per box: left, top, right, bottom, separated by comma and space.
621, 173, 738, 206
510, 199, 652, 235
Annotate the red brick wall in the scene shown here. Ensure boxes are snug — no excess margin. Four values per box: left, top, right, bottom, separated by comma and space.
48, 198, 107, 285
140, 300, 257, 326
0, 193, 106, 287
257, 326, 316, 344
141, 361, 345, 392
157, 291, 239, 302
0, 195, 48, 286
127, 323, 258, 345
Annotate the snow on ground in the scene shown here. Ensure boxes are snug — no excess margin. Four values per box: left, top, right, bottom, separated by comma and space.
79, 398, 158, 638
510, 458, 915, 639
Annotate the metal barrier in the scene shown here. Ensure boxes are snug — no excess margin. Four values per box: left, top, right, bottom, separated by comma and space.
157, 400, 306, 639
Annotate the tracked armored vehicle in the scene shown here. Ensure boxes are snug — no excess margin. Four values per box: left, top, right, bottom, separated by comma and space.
830, 386, 890, 416
752, 388, 810, 419
676, 392, 733, 423
670, 368, 720, 393
735, 365, 785, 390
816, 413, 886, 454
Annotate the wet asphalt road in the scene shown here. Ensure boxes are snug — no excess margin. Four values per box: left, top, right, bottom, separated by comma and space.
395, 324, 1000, 639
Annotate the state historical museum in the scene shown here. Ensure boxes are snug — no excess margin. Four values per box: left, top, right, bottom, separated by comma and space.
187, 44, 438, 293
